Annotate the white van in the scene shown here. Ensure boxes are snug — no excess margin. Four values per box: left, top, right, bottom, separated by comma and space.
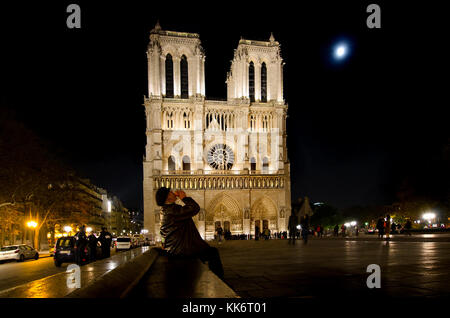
115, 237, 131, 251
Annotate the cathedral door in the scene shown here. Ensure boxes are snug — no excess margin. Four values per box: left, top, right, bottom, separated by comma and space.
263, 220, 269, 230
224, 221, 230, 232
215, 221, 221, 230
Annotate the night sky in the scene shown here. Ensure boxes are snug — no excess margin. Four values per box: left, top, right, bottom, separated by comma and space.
1, 1, 447, 211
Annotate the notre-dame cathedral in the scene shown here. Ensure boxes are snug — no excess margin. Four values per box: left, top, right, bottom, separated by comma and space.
143, 22, 291, 241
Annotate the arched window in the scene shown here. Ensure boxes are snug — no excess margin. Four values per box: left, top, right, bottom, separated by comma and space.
183, 112, 190, 129
165, 54, 174, 98
262, 157, 269, 173
182, 156, 191, 171
261, 62, 267, 102
249, 62, 255, 102
167, 111, 174, 129
250, 157, 256, 171
180, 55, 188, 99
168, 156, 175, 171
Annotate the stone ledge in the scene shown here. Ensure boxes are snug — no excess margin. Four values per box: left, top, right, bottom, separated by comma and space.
67, 248, 159, 298
129, 249, 239, 298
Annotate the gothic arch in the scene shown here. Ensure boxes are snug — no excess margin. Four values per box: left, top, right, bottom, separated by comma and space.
206, 192, 242, 220
251, 196, 278, 230
165, 53, 174, 98
206, 192, 243, 235
180, 55, 189, 99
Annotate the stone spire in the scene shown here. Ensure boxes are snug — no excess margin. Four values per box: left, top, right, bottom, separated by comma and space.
269, 32, 275, 43
154, 20, 161, 31
151, 20, 162, 33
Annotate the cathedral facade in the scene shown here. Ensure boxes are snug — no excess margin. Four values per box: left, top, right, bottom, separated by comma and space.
143, 23, 291, 241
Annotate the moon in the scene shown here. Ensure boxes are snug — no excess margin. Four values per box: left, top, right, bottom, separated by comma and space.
334, 43, 349, 60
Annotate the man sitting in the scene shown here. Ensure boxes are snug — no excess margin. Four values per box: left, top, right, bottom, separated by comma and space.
156, 187, 224, 278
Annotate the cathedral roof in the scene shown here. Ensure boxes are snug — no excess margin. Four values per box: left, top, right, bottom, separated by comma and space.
239, 36, 279, 47
150, 22, 199, 39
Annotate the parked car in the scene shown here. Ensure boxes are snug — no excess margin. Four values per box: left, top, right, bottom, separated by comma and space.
53, 236, 99, 267
116, 237, 132, 251
0, 245, 39, 263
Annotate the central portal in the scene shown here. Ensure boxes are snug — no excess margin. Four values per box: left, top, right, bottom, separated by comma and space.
206, 193, 243, 239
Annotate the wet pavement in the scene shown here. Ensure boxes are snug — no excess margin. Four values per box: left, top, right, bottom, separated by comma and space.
0, 249, 115, 293
212, 238, 450, 299
0, 247, 148, 298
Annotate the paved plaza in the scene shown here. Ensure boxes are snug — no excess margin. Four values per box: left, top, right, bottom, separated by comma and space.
211, 236, 450, 299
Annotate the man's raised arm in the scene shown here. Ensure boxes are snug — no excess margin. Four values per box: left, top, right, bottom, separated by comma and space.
174, 197, 200, 221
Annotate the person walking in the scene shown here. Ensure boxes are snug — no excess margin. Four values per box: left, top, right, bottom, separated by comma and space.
157, 187, 224, 278
334, 224, 339, 237
341, 224, 346, 237
319, 225, 324, 238
87, 231, 98, 262
301, 215, 310, 244
255, 225, 260, 241
376, 217, 385, 239
404, 219, 412, 236
216, 225, 223, 244
98, 227, 112, 259
288, 214, 298, 245
74, 225, 88, 265
385, 214, 391, 240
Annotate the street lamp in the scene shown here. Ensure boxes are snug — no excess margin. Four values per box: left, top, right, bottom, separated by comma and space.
86, 227, 93, 233
63, 226, 72, 234
422, 212, 436, 221
26, 221, 38, 249
27, 221, 37, 228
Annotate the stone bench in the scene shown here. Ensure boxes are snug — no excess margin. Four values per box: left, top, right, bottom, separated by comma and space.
128, 248, 239, 298
69, 247, 238, 298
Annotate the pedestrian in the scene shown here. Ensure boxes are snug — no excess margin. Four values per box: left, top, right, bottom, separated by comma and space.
301, 215, 310, 244
157, 187, 224, 278
319, 225, 324, 238
216, 225, 223, 244
355, 226, 359, 236
255, 225, 260, 241
74, 225, 88, 265
376, 217, 385, 239
341, 224, 346, 237
404, 219, 412, 236
385, 214, 391, 240
288, 214, 298, 245
87, 231, 98, 262
98, 227, 112, 259
334, 224, 339, 237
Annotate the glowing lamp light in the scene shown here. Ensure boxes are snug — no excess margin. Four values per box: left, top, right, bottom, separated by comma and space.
27, 221, 38, 228
86, 227, 93, 233
344, 223, 351, 227
350, 221, 357, 226
422, 212, 436, 220
296, 225, 301, 230
63, 226, 72, 233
